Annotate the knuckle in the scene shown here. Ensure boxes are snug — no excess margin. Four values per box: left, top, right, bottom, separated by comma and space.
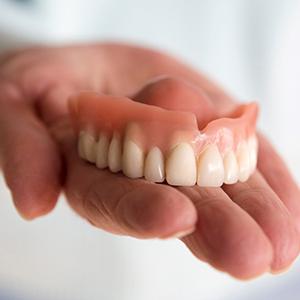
82, 187, 121, 234
82, 177, 142, 231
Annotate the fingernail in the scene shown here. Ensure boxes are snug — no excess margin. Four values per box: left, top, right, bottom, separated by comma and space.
270, 264, 292, 275
160, 227, 195, 240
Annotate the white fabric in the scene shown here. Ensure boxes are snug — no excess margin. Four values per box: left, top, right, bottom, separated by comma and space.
0, 0, 299, 299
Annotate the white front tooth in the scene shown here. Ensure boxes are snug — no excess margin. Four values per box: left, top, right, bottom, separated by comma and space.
236, 141, 251, 182
122, 140, 144, 178
144, 147, 165, 183
248, 136, 258, 172
96, 133, 110, 168
78, 131, 86, 159
223, 150, 239, 184
108, 133, 122, 172
197, 145, 224, 187
79, 131, 97, 162
166, 143, 196, 186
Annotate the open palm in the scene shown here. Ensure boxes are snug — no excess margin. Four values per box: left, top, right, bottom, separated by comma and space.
0, 44, 299, 279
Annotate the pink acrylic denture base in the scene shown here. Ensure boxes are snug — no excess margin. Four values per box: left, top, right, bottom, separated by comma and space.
69, 92, 258, 157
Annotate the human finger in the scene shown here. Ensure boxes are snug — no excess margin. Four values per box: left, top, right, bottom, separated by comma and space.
223, 171, 300, 272
0, 81, 61, 219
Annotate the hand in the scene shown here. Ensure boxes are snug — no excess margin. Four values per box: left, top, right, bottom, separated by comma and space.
0, 44, 299, 279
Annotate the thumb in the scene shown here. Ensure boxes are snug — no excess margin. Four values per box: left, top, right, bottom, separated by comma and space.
132, 76, 218, 128
0, 80, 61, 219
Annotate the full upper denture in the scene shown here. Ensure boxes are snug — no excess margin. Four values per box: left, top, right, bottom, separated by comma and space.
69, 91, 258, 187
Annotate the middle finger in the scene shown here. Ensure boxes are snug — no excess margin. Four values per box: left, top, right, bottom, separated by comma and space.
179, 185, 273, 279
223, 171, 300, 272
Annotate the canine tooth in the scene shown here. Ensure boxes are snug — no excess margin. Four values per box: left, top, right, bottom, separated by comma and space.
144, 147, 165, 182
197, 145, 224, 187
236, 141, 251, 182
223, 150, 239, 184
166, 143, 197, 186
248, 136, 258, 172
122, 140, 144, 178
108, 133, 122, 172
79, 131, 97, 163
96, 133, 110, 168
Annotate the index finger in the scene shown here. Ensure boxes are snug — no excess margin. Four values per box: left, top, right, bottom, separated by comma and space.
256, 133, 300, 232
60, 131, 198, 239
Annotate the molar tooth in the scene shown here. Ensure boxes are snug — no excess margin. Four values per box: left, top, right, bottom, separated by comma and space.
248, 136, 258, 172
144, 147, 165, 183
78, 131, 86, 159
108, 132, 122, 173
166, 143, 197, 186
236, 141, 251, 182
79, 131, 97, 162
197, 145, 224, 187
223, 150, 239, 184
122, 140, 144, 178
96, 133, 110, 169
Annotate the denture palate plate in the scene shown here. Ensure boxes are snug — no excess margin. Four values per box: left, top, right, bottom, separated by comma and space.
70, 92, 259, 187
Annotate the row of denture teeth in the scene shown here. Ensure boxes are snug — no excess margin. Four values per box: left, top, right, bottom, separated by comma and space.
78, 131, 258, 187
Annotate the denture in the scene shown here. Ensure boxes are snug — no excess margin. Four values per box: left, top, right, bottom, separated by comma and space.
69, 91, 258, 187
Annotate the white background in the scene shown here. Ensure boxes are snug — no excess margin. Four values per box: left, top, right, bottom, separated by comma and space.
0, 0, 299, 299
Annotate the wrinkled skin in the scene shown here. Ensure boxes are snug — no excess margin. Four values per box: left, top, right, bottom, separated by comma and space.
0, 44, 299, 279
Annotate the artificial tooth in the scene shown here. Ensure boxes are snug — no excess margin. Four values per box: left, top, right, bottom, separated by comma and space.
78, 131, 97, 163
223, 150, 239, 184
166, 143, 197, 186
236, 141, 251, 182
144, 147, 165, 183
78, 131, 86, 159
96, 133, 110, 169
248, 136, 258, 172
197, 145, 224, 187
122, 140, 144, 178
108, 133, 122, 173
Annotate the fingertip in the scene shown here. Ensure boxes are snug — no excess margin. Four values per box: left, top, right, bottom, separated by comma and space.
184, 196, 274, 280
269, 224, 300, 273
11, 187, 60, 220
4, 154, 61, 220
270, 263, 293, 275
213, 234, 273, 280
161, 226, 196, 240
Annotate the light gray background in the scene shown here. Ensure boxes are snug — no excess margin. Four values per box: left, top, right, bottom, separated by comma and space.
0, 0, 299, 299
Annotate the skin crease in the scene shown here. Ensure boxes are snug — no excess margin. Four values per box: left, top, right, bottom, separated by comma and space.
0, 44, 299, 280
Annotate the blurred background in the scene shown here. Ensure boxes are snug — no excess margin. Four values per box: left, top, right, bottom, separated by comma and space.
0, 0, 299, 299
